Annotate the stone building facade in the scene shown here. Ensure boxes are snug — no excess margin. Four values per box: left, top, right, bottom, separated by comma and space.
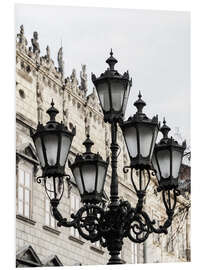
16, 25, 191, 267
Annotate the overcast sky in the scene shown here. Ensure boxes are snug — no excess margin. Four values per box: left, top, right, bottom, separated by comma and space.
15, 4, 190, 144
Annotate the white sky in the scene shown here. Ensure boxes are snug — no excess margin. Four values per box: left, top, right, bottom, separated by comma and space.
15, 4, 190, 144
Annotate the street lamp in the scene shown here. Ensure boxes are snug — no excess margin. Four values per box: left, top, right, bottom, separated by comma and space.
31, 51, 185, 265
152, 118, 186, 192
69, 135, 109, 204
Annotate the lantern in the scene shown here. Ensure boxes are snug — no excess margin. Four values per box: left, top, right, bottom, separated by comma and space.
152, 119, 186, 191
92, 49, 132, 123
69, 135, 109, 204
120, 92, 159, 169
30, 100, 75, 178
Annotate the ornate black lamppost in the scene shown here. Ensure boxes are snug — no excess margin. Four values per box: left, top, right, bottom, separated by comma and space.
31, 51, 186, 265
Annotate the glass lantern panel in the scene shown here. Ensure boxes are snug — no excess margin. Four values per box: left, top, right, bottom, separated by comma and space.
139, 125, 153, 157
43, 134, 58, 166
73, 167, 84, 195
82, 164, 96, 193
35, 137, 45, 167
124, 126, 138, 158
59, 135, 71, 166
96, 165, 106, 193
97, 82, 110, 112
122, 83, 131, 117
172, 150, 182, 178
150, 128, 159, 160
157, 150, 170, 179
110, 80, 125, 111
152, 155, 161, 181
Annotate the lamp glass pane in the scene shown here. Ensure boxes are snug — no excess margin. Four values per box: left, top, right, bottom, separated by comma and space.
139, 125, 153, 157
150, 128, 158, 159
59, 135, 71, 166
35, 137, 45, 167
124, 126, 138, 158
157, 150, 170, 178
172, 150, 182, 178
46, 177, 63, 200
82, 164, 96, 193
152, 154, 161, 181
43, 134, 58, 166
97, 82, 110, 111
73, 167, 84, 195
110, 80, 124, 111
96, 165, 106, 193
122, 83, 130, 117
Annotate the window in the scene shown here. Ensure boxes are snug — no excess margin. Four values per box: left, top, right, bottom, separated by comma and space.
70, 193, 80, 238
45, 181, 56, 228
131, 242, 137, 263
17, 165, 32, 218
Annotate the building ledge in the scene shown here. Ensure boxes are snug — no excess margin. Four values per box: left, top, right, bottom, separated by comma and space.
42, 225, 61, 235
69, 235, 85, 245
16, 214, 36, 225
90, 246, 104, 255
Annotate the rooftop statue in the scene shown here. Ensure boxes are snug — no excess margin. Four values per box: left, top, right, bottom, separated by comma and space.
70, 68, 78, 87
46, 45, 50, 63
17, 25, 28, 51
57, 47, 64, 78
80, 64, 88, 93
31, 31, 40, 55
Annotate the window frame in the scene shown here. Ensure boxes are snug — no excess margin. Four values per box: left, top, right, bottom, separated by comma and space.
16, 160, 33, 219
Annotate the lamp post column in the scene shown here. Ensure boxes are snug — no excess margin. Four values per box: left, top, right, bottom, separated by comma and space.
105, 120, 124, 265
110, 120, 119, 207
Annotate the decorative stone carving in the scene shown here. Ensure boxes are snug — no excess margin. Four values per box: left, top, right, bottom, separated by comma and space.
80, 64, 87, 93
70, 69, 78, 91
31, 31, 40, 55
63, 99, 69, 126
64, 77, 71, 90
16, 25, 27, 52
57, 47, 64, 78
31, 31, 40, 65
105, 124, 111, 158
36, 77, 44, 123
46, 45, 50, 63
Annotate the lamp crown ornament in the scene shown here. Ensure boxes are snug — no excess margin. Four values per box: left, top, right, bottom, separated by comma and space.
46, 99, 59, 122
160, 118, 171, 143
133, 91, 146, 116
106, 48, 118, 70
83, 134, 94, 153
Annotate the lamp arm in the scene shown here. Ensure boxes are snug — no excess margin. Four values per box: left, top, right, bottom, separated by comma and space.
143, 189, 180, 235
51, 199, 105, 242
50, 199, 78, 228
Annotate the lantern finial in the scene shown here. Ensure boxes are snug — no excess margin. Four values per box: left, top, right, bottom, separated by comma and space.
106, 49, 118, 70
134, 91, 146, 115
83, 134, 94, 153
160, 118, 171, 142
46, 99, 59, 122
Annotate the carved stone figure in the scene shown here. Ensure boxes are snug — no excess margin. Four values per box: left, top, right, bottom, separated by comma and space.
31, 31, 40, 55
17, 25, 27, 52
70, 69, 78, 91
57, 47, 64, 78
46, 45, 50, 63
80, 64, 87, 92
